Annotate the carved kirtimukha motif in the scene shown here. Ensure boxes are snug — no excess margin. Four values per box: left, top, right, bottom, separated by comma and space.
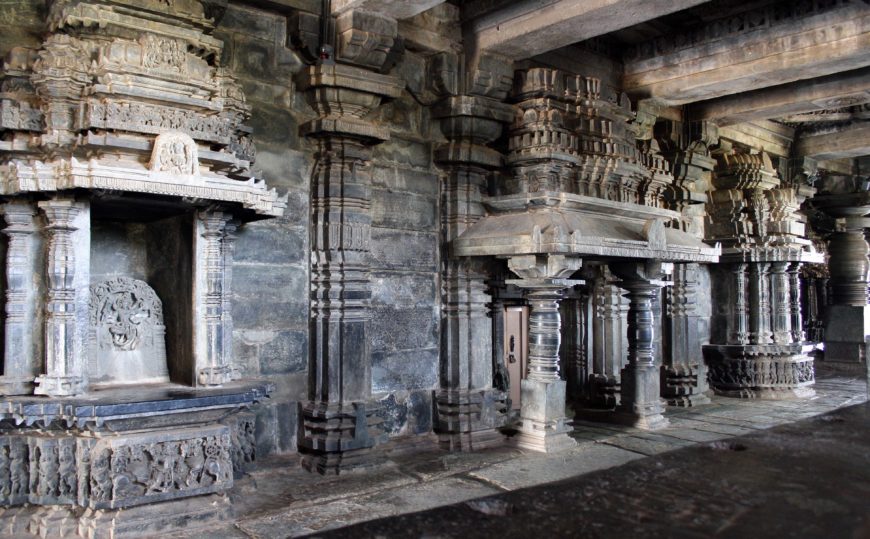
150, 132, 200, 177
88, 277, 168, 385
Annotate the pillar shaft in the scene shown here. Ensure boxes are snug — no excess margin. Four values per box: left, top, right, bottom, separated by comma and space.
0, 202, 38, 395
35, 198, 88, 397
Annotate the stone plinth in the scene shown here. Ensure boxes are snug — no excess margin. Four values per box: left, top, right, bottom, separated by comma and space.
513, 378, 575, 452
0, 382, 269, 509
704, 344, 815, 399
823, 305, 870, 371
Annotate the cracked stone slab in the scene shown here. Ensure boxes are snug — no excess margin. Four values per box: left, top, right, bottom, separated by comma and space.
236, 476, 500, 538
467, 442, 643, 490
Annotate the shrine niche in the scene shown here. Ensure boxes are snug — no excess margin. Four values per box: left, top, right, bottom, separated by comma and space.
0, 0, 285, 528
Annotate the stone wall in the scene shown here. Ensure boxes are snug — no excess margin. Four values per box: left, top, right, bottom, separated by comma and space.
369, 51, 442, 437
212, 3, 442, 451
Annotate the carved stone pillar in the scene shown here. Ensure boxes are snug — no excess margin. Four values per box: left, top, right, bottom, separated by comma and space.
506, 255, 581, 452
728, 263, 750, 345
196, 210, 231, 386
788, 263, 804, 343
588, 268, 626, 408
704, 151, 818, 398
823, 225, 870, 366
431, 53, 514, 451
662, 263, 710, 406
610, 261, 668, 429
222, 221, 238, 380
0, 201, 39, 395
34, 198, 89, 397
296, 29, 404, 471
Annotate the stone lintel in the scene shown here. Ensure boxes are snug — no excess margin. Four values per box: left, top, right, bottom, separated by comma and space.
467, 0, 709, 60
795, 123, 870, 161
624, 3, 870, 105
688, 68, 870, 126
296, 64, 404, 99
331, 0, 445, 19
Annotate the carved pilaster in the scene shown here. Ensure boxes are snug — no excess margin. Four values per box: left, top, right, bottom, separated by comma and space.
662, 263, 710, 407
296, 59, 402, 473
729, 263, 750, 345
770, 261, 793, 344
222, 221, 238, 380
0, 201, 38, 395
789, 262, 804, 343
196, 210, 231, 386
432, 52, 514, 451
506, 255, 581, 452
34, 198, 88, 397
588, 270, 628, 408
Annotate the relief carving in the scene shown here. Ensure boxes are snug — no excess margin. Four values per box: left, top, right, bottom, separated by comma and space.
149, 132, 200, 176
142, 35, 188, 74
89, 432, 233, 508
88, 277, 168, 385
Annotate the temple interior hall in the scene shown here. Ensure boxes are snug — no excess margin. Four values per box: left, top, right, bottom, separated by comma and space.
0, 0, 868, 537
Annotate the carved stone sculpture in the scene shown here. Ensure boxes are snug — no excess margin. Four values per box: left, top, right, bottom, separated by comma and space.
88, 277, 169, 386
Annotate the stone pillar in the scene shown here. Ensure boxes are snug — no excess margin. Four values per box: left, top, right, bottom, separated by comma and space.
823, 225, 870, 367
196, 210, 232, 386
610, 261, 668, 429
788, 262, 804, 343
222, 221, 238, 380
506, 255, 581, 452
0, 201, 39, 395
296, 16, 404, 472
431, 53, 514, 451
704, 151, 817, 398
34, 198, 89, 397
770, 261, 793, 344
728, 263, 750, 345
662, 263, 710, 406
588, 268, 626, 408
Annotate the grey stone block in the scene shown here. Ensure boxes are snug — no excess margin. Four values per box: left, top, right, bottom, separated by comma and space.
221, 6, 282, 42
234, 222, 306, 265
372, 166, 439, 197
373, 138, 432, 168
276, 401, 299, 452
372, 189, 437, 230
233, 264, 307, 304
370, 229, 438, 272
259, 330, 308, 375
232, 300, 308, 330
372, 348, 439, 392
371, 306, 439, 353
371, 272, 437, 307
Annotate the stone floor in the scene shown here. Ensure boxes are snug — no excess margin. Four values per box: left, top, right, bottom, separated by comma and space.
175, 370, 867, 539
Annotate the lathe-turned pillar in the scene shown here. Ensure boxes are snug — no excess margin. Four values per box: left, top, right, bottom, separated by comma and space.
506, 255, 581, 452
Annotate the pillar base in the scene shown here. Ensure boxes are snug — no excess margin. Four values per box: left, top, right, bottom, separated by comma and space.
434, 389, 508, 452
661, 364, 711, 407
198, 365, 233, 386
299, 401, 388, 475
512, 379, 576, 453
822, 304, 870, 366
704, 344, 815, 399
0, 377, 34, 396
33, 375, 85, 397
617, 364, 669, 430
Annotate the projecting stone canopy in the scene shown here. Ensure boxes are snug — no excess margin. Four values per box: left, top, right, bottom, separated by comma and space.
452, 192, 720, 263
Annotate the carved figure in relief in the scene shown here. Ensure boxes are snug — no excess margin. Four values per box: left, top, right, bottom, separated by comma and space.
149, 132, 200, 176
88, 277, 168, 385
9, 442, 27, 497
58, 443, 76, 496
0, 444, 10, 497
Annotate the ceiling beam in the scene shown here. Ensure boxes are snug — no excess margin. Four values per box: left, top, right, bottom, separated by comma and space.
795, 123, 870, 161
331, 0, 445, 19
624, 2, 870, 106
687, 68, 870, 126
466, 0, 710, 61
